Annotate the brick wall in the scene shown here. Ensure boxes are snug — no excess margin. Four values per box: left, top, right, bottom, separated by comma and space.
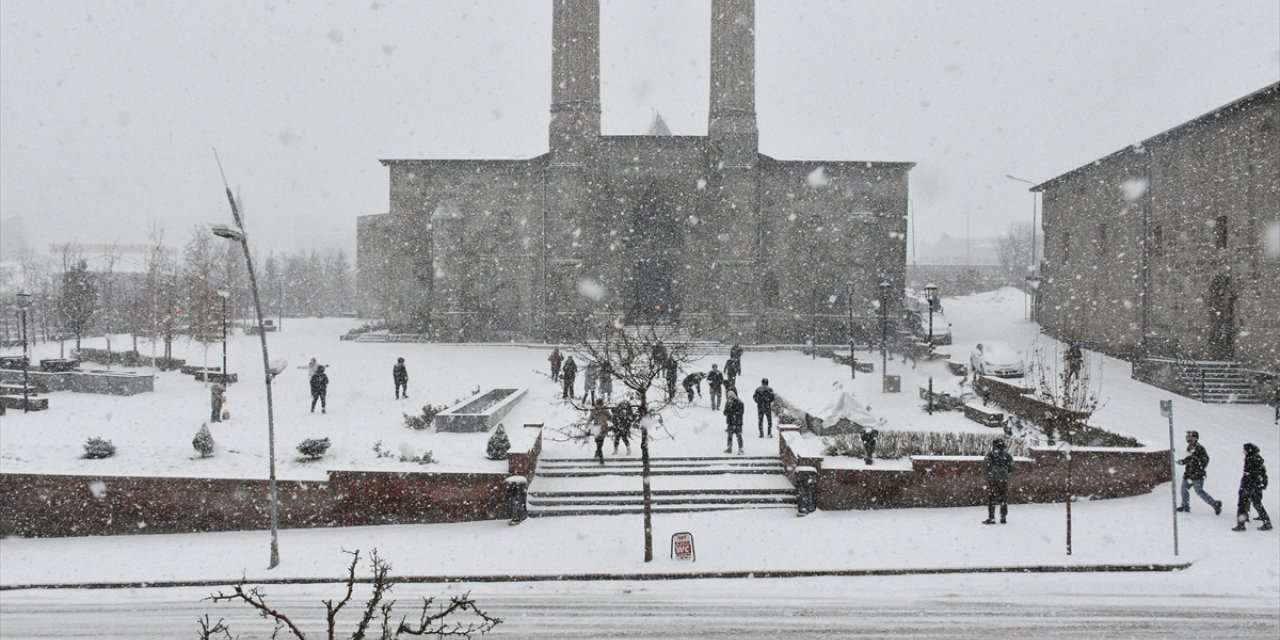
779, 433, 1170, 510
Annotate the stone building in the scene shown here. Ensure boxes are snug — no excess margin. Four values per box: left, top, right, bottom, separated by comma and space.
1034, 82, 1279, 377
358, 0, 913, 343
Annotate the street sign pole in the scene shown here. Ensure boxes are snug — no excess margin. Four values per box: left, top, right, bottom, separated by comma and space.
1162, 399, 1179, 556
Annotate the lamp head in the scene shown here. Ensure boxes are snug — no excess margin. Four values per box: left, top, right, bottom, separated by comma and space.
924, 283, 938, 301
16, 291, 32, 311
211, 224, 244, 242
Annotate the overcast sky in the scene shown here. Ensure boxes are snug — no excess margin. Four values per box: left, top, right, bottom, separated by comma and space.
1, 0, 1276, 260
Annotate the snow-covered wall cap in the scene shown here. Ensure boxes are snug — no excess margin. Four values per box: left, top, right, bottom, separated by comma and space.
505, 475, 529, 485
795, 465, 818, 474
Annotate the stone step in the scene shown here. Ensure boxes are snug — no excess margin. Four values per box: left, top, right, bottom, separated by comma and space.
529, 493, 796, 507
527, 503, 795, 517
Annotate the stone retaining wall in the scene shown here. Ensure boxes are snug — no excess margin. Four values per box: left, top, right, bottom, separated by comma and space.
780, 431, 1169, 510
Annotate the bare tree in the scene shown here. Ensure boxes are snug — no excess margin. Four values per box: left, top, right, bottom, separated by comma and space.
1025, 316, 1102, 445
996, 222, 1034, 282
204, 549, 501, 639
559, 319, 705, 562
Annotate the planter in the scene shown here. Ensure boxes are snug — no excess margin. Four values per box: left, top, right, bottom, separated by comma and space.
434, 388, 527, 433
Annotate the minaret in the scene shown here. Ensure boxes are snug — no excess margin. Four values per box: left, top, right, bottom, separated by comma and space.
708, 0, 758, 167
549, 0, 600, 166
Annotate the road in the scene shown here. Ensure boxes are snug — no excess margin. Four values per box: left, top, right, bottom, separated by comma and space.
2, 577, 1277, 639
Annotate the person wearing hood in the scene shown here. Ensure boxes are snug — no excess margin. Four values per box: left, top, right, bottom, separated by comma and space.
561, 356, 577, 399
548, 348, 564, 382
723, 390, 745, 455
860, 428, 878, 465
393, 357, 409, 399
1233, 443, 1272, 531
983, 438, 1014, 524
310, 365, 329, 414
210, 383, 226, 423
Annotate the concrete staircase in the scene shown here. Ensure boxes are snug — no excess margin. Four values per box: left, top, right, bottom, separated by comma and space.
527, 455, 796, 517
1171, 360, 1265, 404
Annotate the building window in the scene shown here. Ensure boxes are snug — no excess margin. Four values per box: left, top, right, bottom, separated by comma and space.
1152, 225, 1164, 257
1214, 215, 1228, 249
762, 273, 780, 309
1062, 231, 1071, 261
1098, 222, 1108, 254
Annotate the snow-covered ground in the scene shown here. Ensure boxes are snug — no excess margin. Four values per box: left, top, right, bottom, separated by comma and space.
1, 288, 1277, 636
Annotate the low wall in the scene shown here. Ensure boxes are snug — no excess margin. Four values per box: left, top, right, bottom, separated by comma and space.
0, 470, 511, 538
0, 369, 154, 396
779, 433, 1170, 510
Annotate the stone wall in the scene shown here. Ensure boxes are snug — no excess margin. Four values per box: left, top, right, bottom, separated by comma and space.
779, 431, 1170, 510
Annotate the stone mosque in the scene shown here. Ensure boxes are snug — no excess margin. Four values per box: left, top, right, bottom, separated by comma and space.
357, 0, 913, 343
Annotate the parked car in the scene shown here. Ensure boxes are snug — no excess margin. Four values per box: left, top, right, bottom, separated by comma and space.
970, 341, 1025, 378
905, 310, 952, 345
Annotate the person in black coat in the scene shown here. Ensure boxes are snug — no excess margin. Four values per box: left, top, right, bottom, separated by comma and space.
725, 355, 741, 382
561, 356, 577, 399
983, 439, 1014, 524
752, 378, 776, 438
1177, 430, 1222, 515
729, 343, 744, 372
682, 371, 706, 403
723, 390, 745, 455
548, 348, 564, 382
611, 401, 634, 456
860, 428, 878, 465
664, 357, 678, 401
1233, 443, 1271, 531
393, 357, 409, 399
310, 365, 329, 414
706, 364, 725, 411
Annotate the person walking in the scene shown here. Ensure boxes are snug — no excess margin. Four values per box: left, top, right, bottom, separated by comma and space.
611, 401, 634, 456
589, 398, 610, 465
393, 357, 409, 399
1064, 342, 1084, 383
1232, 443, 1271, 531
210, 383, 226, 423
723, 390, 745, 455
682, 371, 706, 403
309, 365, 329, 414
725, 355, 741, 382
861, 427, 878, 465
706, 363, 725, 411
598, 362, 614, 403
1176, 430, 1223, 515
730, 343, 743, 373
651, 341, 668, 368
983, 438, 1014, 524
582, 360, 599, 404
664, 357, 678, 402
561, 356, 577, 400
752, 378, 776, 438
548, 348, 564, 382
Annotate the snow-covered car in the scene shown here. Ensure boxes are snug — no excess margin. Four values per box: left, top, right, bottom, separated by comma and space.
969, 341, 1025, 378
905, 310, 952, 345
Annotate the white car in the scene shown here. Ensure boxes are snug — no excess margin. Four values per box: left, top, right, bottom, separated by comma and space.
906, 310, 952, 345
970, 341, 1024, 378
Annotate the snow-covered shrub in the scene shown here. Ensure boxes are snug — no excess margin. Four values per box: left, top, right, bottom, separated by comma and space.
399, 449, 436, 465
82, 437, 117, 459
296, 437, 331, 461
403, 404, 445, 430
486, 423, 511, 460
372, 440, 395, 458
823, 430, 1029, 459
192, 423, 215, 458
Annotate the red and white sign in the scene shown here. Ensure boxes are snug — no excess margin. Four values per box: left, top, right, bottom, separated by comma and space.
671, 532, 696, 562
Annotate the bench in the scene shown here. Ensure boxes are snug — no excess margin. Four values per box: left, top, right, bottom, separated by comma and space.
963, 402, 1006, 427
180, 365, 221, 376
918, 386, 964, 411
193, 371, 238, 384
0, 383, 39, 396
0, 356, 28, 370
0, 395, 49, 411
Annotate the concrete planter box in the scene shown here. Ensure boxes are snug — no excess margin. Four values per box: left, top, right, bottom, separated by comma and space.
0, 369, 154, 396
433, 388, 527, 433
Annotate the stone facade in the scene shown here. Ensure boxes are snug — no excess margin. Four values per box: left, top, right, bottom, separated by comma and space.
358, 0, 913, 343
1035, 83, 1279, 371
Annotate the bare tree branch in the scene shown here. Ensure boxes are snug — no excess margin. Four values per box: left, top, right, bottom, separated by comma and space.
324, 548, 362, 640
394, 592, 502, 637
206, 582, 307, 640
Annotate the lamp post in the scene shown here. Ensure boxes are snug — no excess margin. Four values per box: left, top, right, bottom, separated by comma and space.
878, 280, 890, 389
212, 154, 280, 569
846, 281, 856, 379
1006, 174, 1040, 321
16, 291, 32, 413
924, 283, 939, 415
217, 290, 230, 381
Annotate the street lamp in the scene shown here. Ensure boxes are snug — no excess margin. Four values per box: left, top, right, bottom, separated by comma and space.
846, 281, 856, 379
211, 161, 280, 569
16, 291, 32, 413
216, 290, 230, 381
924, 283, 940, 415
1006, 174, 1040, 321
878, 280, 891, 388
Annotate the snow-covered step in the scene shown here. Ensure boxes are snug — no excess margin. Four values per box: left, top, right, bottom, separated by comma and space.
527, 503, 796, 517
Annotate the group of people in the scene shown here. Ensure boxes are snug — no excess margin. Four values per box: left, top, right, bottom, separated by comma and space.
548, 348, 615, 403
1176, 430, 1271, 531
587, 398, 640, 463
